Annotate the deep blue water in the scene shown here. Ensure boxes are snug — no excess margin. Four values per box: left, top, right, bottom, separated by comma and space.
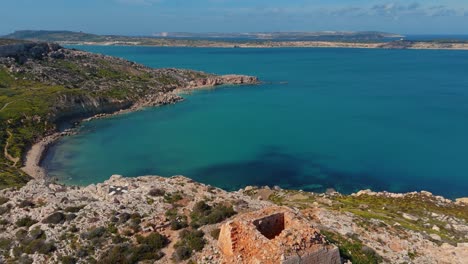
45, 46, 468, 198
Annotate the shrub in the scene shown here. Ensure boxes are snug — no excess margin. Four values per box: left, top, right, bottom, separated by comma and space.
0, 238, 11, 252
99, 242, 165, 263
148, 188, 165, 197
19, 200, 35, 208
173, 229, 206, 261
42, 212, 66, 224
23, 239, 56, 254
0, 206, 9, 215
82, 226, 107, 240
59, 256, 77, 264
164, 192, 183, 204
173, 245, 192, 261
16, 216, 38, 227
190, 201, 236, 228
136, 232, 169, 250
0, 196, 8, 205
322, 230, 382, 264
29, 227, 46, 240
170, 215, 188, 230
64, 205, 86, 213
118, 212, 131, 224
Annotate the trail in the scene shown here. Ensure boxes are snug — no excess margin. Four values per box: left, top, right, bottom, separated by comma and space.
0, 101, 14, 112
4, 130, 20, 166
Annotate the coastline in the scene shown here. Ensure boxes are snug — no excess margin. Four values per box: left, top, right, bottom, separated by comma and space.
61, 40, 468, 50
21, 75, 260, 180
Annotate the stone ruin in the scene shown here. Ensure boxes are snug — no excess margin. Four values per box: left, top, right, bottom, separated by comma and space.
218, 206, 341, 264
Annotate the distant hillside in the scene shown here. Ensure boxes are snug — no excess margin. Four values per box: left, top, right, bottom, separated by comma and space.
4, 30, 402, 43
3, 30, 108, 42
153, 31, 403, 41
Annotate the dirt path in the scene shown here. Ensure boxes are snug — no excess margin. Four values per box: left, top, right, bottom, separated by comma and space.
4, 130, 20, 166
0, 101, 14, 112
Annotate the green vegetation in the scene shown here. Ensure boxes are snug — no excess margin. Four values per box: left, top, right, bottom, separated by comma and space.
64, 205, 86, 213
12, 227, 56, 257
322, 230, 382, 264
190, 201, 236, 228
164, 192, 183, 204
42, 212, 66, 224
99, 232, 168, 263
0, 196, 9, 205
148, 188, 165, 197
15, 216, 38, 227
173, 229, 206, 261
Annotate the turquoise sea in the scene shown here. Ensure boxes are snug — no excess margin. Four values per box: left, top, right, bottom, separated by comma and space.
44, 46, 468, 198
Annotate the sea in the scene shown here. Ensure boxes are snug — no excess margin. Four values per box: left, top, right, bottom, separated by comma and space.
43, 46, 468, 198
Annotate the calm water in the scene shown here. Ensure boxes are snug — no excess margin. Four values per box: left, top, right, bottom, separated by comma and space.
44, 46, 468, 198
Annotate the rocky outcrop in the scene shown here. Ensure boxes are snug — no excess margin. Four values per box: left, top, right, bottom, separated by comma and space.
0, 42, 61, 63
1, 175, 466, 263
187, 74, 259, 88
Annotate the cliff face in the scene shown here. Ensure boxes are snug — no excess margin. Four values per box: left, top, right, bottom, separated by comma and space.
0, 42, 258, 187
0, 176, 466, 264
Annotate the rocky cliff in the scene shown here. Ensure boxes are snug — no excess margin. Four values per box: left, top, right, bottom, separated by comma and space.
0, 175, 466, 263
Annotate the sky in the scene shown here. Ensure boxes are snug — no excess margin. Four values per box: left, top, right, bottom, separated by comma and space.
1, 0, 467, 35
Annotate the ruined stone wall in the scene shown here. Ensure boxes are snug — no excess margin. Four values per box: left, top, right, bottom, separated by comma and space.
253, 213, 285, 240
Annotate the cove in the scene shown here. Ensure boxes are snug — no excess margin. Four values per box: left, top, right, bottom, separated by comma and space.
43, 46, 468, 198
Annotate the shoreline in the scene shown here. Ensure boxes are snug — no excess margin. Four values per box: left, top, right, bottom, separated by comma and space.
21, 75, 259, 180
61, 41, 468, 51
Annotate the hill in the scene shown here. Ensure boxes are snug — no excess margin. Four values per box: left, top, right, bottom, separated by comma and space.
4, 30, 402, 43
3, 30, 107, 42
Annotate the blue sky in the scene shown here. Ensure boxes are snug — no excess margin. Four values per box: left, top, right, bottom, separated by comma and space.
1, 0, 467, 35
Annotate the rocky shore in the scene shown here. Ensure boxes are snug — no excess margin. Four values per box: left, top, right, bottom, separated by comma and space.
0, 175, 466, 263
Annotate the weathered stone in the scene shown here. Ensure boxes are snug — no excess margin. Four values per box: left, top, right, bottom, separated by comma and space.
218, 206, 340, 264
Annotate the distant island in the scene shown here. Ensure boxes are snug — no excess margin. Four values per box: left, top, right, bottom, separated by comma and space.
3, 30, 468, 50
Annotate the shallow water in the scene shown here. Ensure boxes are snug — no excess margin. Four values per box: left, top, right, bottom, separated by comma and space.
44, 46, 468, 198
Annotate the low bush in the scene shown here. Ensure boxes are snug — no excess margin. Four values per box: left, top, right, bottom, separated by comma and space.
64, 205, 86, 213
0, 196, 8, 205
322, 230, 382, 264
148, 188, 165, 197
190, 201, 236, 228
59, 256, 77, 264
170, 215, 188, 230
42, 212, 66, 224
173, 229, 206, 261
18, 200, 35, 208
100, 232, 168, 264
135, 232, 169, 250
16, 216, 37, 227
164, 192, 183, 204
